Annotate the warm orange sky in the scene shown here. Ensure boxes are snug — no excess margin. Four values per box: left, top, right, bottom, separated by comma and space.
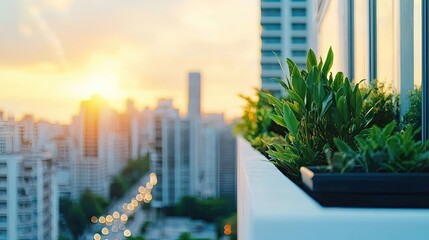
0, 0, 260, 123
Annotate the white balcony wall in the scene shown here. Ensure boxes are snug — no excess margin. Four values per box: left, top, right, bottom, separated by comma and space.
237, 136, 429, 240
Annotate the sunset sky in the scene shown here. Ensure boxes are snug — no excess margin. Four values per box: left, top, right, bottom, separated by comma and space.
0, 0, 260, 123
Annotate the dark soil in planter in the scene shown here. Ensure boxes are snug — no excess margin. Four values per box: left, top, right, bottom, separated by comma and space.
300, 166, 429, 208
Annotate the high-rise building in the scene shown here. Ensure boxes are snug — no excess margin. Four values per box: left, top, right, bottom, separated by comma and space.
151, 99, 180, 207
150, 74, 237, 208
0, 116, 58, 240
260, 0, 316, 96
187, 72, 201, 118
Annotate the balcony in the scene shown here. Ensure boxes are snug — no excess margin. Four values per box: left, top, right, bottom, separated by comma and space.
237, 136, 429, 240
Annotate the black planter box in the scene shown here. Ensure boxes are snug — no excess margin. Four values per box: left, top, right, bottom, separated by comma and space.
300, 166, 429, 208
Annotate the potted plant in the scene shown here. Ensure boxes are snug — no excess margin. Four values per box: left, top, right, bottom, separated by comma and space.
301, 121, 429, 208
253, 48, 429, 208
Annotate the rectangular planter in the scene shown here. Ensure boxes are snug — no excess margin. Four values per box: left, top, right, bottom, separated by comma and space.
237, 137, 429, 240
300, 166, 429, 208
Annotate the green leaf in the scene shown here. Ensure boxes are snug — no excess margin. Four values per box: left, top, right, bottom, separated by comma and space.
321, 92, 333, 117
322, 47, 334, 76
283, 104, 299, 137
336, 96, 348, 121
288, 90, 306, 110
306, 49, 317, 72
274, 78, 288, 91
352, 85, 363, 116
267, 113, 287, 128
334, 138, 355, 154
317, 57, 323, 72
260, 91, 282, 109
291, 76, 306, 100
333, 72, 344, 91
287, 58, 301, 78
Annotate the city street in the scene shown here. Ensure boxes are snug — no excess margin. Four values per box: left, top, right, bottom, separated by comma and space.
82, 173, 152, 240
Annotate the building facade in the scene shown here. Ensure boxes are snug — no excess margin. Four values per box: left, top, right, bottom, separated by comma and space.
261, 0, 316, 96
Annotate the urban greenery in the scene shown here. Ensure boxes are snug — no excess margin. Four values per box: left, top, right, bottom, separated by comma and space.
110, 155, 150, 199
362, 81, 400, 128
60, 190, 109, 238
60, 156, 149, 239
171, 196, 233, 222
259, 48, 376, 180
403, 87, 422, 139
234, 89, 286, 156
327, 121, 429, 173
237, 48, 425, 182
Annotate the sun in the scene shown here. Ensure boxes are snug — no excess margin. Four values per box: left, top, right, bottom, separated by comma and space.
85, 71, 122, 100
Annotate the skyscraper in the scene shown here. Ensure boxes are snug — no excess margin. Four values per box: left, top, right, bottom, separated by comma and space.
260, 0, 316, 96
187, 72, 201, 118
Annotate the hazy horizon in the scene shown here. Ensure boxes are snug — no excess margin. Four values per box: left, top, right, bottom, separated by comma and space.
0, 0, 260, 124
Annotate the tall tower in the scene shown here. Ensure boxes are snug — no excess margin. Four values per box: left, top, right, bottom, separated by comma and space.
260, 0, 315, 97
187, 72, 201, 119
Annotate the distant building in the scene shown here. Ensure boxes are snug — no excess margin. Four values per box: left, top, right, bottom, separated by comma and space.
187, 72, 201, 119
260, 0, 316, 97
150, 74, 237, 208
0, 147, 58, 239
71, 95, 132, 199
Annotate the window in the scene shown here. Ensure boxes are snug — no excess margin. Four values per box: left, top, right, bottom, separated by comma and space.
291, 37, 306, 44
262, 77, 280, 84
292, 23, 306, 30
262, 63, 282, 71
292, 0, 306, 2
262, 0, 281, 2
261, 8, 281, 17
292, 50, 307, 57
262, 23, 281, 31
262, 37, 281, 44
262, 50, 281, 57
376, 0, 398, 88
292, 8, 306, 17
353, 0, 369, 82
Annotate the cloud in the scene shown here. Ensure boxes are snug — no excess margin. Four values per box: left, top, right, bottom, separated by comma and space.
25, 2, 68, 67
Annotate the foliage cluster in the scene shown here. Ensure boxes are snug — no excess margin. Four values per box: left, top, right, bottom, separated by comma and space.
110, 155, 150, 199
171, 196, 232, 222
236, 48, 424, 178
403, 87, 422, 139
260, 48, 375, 180
362, 81, 400, 128
60, 190, 109, 238
234, 90, 286, 155
328, 121, 429, 173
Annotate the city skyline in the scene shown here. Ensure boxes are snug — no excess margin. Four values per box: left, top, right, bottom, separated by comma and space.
0, 0, 260, 124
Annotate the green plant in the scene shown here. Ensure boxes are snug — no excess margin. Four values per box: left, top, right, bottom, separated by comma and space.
261, 48, 375, 180
234, 89, 286, 154
328, 121, 429, 173
403, 87, 422, 139
363, 81, 400, 128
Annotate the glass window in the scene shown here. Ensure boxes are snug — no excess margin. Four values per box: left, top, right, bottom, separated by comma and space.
262, 63, 282, 70
353, 0, 369, 82
262, 50, 281, 57
414, 0, 422, 87
262, 37, 281, 44
291, 8, 306, 17
262, 77, 280, 84
376, 0, 399, 88
261, 8, 281, 17
262, 23, 281, 31
291, 37, 306, 44
292, 23, 306, 30
292, 50, 306, 57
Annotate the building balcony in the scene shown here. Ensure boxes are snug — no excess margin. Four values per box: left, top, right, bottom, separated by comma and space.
237, 136, 429, 240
